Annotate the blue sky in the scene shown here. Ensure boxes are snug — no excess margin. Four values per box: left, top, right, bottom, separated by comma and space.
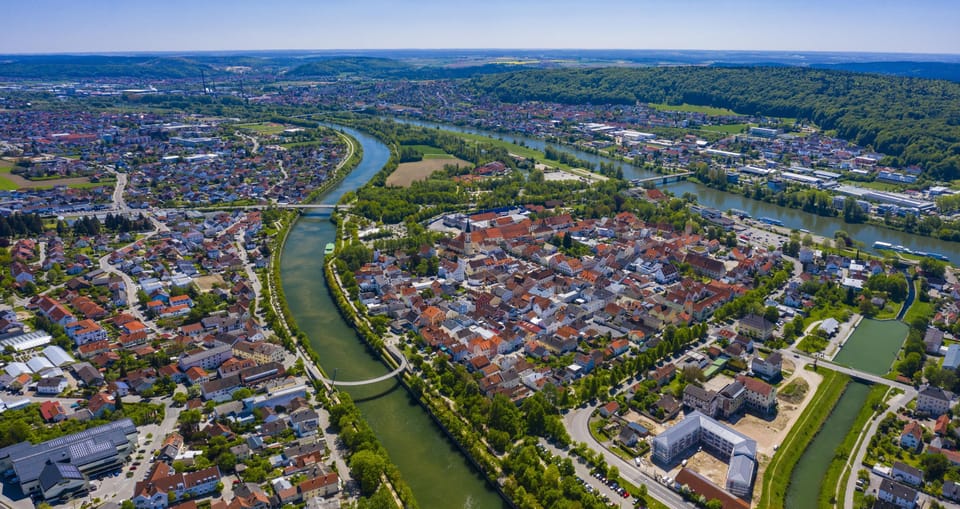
4, 0, 959, 54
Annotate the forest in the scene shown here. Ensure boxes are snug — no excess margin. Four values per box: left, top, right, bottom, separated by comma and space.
470, 66, 960, 179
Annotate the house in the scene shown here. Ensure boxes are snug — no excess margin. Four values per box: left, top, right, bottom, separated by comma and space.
599, 401, 620, 418
877, 478, 919, 509
88, 393, 116, 418
738, 314, 774, 341
650, 364, 676, 386
899, 421, 923, 451
38, 462, 88, 503
917, 384, 952, 416
943, 480, 960, 502
935, 414, 950, 436
735, 375, 777, 415
298, 472, 340, 500
891, 461, 923, 487
750, 351, 782, 381
683, 385, 718, 418
37, 376, 68, 395
132, 463, 221, 509
944, 344, 960, 371
64, 320, 108, 346
39, 400, 68, 422
290, 408, 320, 437
925, 328, 945, 355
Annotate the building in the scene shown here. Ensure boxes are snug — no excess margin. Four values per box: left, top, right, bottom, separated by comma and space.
0, 419, 137, 498
917, 384, 952, 416
298, 472, 340, 500
925, 328, 946, 355
64, 319, 108, 346
38, 462, 88, 503
900, 421, 923, 451
132, 463, 221, 509
652, 411, 757, 499
878, 478, 919, 509
179, 343, 233, 371
37, 376, 68, 395
892, 461, 923, 487
683, 385, 718, 417
738, 314, 774, 341
944, 344, 960, 371
735, 375, 778, 415
201, 375, 242, 402
674, 468, 749, 509
232, 340, 285, 365
750, 351, 782, 380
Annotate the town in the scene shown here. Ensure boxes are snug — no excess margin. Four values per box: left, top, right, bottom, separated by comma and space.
0, 54, 959, 509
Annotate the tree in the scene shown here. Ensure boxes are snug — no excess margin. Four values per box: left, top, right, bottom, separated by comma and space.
922, 453, 950, 481
350, 450, 386, 495
172, 392, 188, 407
763, 306, 780, 325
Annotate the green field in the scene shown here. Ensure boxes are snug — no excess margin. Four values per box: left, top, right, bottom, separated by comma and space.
700, 123, 751, 134
435, 130, 575, 170
0, 162, 18, 190
405, 144, 457, 159
648, 102, 739, 116
235, 122, 288, 135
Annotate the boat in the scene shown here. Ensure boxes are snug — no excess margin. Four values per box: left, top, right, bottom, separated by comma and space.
759, 217, 784, 227
324, 243, 335, 255
873, 241, 893, 249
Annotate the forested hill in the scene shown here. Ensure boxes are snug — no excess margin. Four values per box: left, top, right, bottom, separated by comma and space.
470, 67, 960, 179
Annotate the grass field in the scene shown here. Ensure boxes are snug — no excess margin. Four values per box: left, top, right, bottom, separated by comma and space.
437, 130, 578, 170
0, 161, 102, 189
235, 122, 288, 135
405, 144, 448, 155
759, 367, 849, 509
648, 102, 739, 116
700, 123, 751, 134
904, 281, 935, 325
0, 161, 19, 190
386, 157, 471, 187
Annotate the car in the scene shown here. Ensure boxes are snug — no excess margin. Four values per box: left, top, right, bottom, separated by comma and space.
130, 466, 136, 470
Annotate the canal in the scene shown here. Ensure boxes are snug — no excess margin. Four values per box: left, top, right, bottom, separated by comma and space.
832, 319, 910, 376
398, 118, 960, 264
281, 126, 507, 509
785, 381, 871, 509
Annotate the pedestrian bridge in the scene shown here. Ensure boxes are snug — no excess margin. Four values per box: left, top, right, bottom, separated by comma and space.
319, 345, 409, 386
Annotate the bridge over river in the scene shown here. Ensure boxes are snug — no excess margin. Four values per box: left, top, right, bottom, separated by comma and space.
319, 344, 409, 386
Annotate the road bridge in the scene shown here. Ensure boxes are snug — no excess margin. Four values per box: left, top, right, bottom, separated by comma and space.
630, 171, 693, 187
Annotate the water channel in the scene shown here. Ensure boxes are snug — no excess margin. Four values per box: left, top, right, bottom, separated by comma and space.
784, 381, 871, 509
281, 126, 507, 509
397, 118, 960, 264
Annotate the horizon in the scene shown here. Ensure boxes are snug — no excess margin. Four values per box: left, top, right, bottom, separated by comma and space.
6, 0, 960, 55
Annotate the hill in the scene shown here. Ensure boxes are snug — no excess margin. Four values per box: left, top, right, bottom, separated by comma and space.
470, 66, 960, 179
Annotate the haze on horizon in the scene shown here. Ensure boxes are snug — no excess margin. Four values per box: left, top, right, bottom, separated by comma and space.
5, 0, 960, 55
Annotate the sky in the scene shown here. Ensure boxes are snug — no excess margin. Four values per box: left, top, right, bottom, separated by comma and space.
4, 0, 959, 55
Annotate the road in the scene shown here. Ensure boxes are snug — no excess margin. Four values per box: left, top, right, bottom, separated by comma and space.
566, 405, 695, 509
842, 389, 914, 509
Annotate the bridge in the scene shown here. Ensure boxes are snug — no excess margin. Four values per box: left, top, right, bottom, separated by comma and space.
319, 345, 409, 386
630, 172, 693, 187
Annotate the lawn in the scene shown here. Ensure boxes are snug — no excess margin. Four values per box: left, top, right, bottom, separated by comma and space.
903, 282, 935, 325
648, 102, 739, 116
437, 130, 576, 170
759, 367, 849, 509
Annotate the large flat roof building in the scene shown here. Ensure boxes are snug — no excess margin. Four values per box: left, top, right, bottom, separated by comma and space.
0, 418, 138, 498
652, 411, 757, 499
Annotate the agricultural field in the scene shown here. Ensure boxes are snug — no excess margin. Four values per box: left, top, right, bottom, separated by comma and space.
386, 157, 471, 187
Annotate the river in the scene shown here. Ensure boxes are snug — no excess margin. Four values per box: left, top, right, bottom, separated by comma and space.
397, 118, 960, 264
281, 126, 507, 509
